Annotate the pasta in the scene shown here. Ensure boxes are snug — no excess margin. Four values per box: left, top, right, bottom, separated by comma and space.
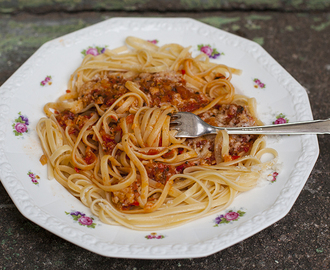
37, 36, 278, 230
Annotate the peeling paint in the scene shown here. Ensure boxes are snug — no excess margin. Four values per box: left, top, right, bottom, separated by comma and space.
253, 37, 264, 46
17, 0, 82, 9
311, 21, 330, 31
313, 17, 322, 22
180, 0, 222, 9
180, 0, 283, 9
306, 0, 330, 9
0, 0, 329, 14
285, 25, 294, 31
290, 0, 304, 7
0, 19, 89, 54
199, 17, 241, 28
245, 15, 272, 21
93, 0, 147, 10
245, 21, 261, 30
297, 13, 309, 17
231, 24, 240, 31
0, 8, 14, 13
242, 14, 272, 30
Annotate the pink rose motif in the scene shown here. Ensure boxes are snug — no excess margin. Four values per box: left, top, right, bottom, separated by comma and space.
200, 46, 213, 56
224, 211, 239, 221
274, 118, 287, 124
145, 233, 164, 239
78, 216, 93, 226
86, 48, 99, 56
15, 122, 27, 133
147, 39, 158, 44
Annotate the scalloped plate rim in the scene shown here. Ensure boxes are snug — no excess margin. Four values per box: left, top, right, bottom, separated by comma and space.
0, 17, 319, 259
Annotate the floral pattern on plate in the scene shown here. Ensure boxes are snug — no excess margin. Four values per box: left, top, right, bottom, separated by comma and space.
145, 232, 165, 239
65, 211, 96, 228
273, 113, 289, 124
40, 76, 52, 86
214, 210, 246, 226
147, 39, 158, 44
81, 46, 107, 57
271, 172, 279, 182
27, 171, 40, 185
12, 112, 29, 136
197, 44, 223, 59
253, 78, 266, 88
0, 18, 318, 259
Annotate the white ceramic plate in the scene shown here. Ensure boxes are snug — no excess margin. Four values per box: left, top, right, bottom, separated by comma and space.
0, 18, 319, 259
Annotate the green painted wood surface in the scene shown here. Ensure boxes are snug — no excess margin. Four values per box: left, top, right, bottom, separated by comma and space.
0, 0, 330, 13
0, 4, 330, 269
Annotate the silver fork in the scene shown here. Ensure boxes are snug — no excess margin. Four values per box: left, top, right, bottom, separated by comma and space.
170, 112, 330, 138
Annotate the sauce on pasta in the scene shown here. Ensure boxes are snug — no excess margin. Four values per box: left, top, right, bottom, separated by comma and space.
37, 37, 279, 230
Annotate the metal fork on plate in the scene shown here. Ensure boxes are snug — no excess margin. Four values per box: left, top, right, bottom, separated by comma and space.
170, 112, 330, 138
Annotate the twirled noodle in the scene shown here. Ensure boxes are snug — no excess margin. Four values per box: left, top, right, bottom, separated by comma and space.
37, 36, 279, 230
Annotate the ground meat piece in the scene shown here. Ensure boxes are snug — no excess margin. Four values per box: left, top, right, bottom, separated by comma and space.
189, 104, 258, 161
112, 181, 140, 209
112, 186, 135, 207
78, 73, 129, 110
228, 134, 258, 157
75, 114, 91, 130
133, 71, 209, 112
99, 124, 121, 154
56, 110, 77, 129
84, 146, 96, 164
78, 71, 209, 113
144, 162, 176, 185
200, 104, 256, 127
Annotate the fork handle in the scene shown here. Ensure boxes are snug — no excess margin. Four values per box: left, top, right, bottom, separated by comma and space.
211, 118, 330, 135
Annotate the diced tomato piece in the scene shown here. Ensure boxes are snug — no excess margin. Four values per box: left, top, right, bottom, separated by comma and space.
175, 161, 194, 173
84, 146, 96, 164
126, 114, 134, 124
163, 149, 174, 158
146, 149, 161, 155
130, 201, 139, 206
243, 146, 250, 153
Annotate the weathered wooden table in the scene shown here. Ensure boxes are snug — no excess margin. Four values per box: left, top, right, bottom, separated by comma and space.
0, 1, 329, 269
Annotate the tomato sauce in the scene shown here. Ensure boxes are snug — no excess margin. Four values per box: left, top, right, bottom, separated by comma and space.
55, 71, 259, 190
84, 146, 96, 164
134, 72, 209, 112
79, 75, 128, 110
145, 162, 176, 185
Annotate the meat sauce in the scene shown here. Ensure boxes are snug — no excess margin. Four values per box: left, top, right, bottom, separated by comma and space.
56, 71, 258, 209
134, 72, 209, 112
78, 75, 128, 111
56, 110, 121, 163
